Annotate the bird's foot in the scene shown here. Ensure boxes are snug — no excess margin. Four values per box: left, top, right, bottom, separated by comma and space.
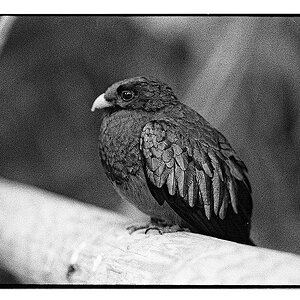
126, 223, 151, 234
145, 224, 190, 235
126, 218, 190, 235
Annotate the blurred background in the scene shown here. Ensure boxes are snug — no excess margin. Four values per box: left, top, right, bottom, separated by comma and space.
1, 16, 300, 283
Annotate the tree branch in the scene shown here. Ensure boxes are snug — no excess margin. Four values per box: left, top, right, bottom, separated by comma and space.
0, 178, 300, 284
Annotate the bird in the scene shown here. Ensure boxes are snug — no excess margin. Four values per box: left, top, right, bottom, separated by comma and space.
91, 76, 254, 245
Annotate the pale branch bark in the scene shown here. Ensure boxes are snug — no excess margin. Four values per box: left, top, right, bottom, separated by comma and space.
0, 178, 300, 285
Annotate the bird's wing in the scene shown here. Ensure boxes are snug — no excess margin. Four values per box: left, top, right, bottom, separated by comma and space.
140, 120, 253, 244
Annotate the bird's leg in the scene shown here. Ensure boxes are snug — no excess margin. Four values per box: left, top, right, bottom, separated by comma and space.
126, 217, 190, 235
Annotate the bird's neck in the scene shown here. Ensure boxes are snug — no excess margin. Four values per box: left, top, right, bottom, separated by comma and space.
100, 109, 153, 138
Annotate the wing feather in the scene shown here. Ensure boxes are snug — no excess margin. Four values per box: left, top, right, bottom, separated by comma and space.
140, 120, 253, 244
166, 168, 176, 196
212, 171, 223, 215
227, 177, 238, 214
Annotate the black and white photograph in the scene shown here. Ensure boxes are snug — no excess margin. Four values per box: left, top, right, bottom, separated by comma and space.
0, 13, 300, 288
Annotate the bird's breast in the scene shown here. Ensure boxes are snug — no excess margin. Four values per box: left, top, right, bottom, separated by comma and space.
99, 110, 151, 184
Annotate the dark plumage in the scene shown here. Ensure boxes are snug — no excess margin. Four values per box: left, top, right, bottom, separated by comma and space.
92, 76, 253, 245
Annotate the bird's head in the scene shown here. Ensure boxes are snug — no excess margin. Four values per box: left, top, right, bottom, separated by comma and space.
91, 76, 178, 112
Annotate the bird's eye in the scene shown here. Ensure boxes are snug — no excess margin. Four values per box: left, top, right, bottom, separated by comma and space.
121, 90, 134, 101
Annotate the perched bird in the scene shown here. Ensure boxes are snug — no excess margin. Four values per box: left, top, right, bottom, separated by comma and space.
92, 76, 254, 245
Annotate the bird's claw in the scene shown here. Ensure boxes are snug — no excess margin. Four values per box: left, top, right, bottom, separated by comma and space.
145, 226, 163, 235
126, 222, 190, 235
126, 224, 150, 234
145, 224, 190, 234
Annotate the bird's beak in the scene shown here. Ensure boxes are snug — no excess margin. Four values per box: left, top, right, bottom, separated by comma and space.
91, 93, 113, 112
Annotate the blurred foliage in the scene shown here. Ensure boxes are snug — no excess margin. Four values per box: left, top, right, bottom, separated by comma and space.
1, 16, 300, 283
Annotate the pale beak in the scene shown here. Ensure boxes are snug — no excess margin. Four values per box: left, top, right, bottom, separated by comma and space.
91, 93, 113, 112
